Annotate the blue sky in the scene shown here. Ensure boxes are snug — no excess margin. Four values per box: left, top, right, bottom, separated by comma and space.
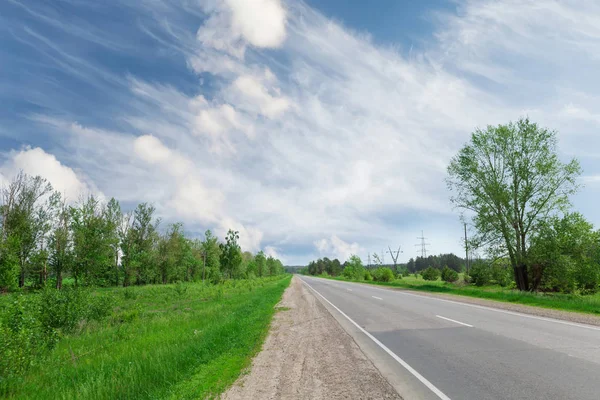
2, 0, 600, 265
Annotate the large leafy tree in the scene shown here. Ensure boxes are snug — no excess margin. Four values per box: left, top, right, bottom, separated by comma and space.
447, 118, 581, 290
0, 172, 53, 287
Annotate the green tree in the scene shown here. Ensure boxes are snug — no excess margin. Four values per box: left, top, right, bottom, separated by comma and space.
121, 203, 159, 286
220, 230, 242, 279
70, 196, 114, 286
255, 251, 267, 277
48, 197, 72, 289
104, 198, 122, 286
342, 255, 365, 280
1, 172, 53, 288
201, 230, 222, 283
447, 118, 581, 290
530, 213, 600, 293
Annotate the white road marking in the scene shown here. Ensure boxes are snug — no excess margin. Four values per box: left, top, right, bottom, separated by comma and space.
347, 288, 353, 292
312, 277, 600, 332
436, 315, 473, 327
302, 278, 452, 400
372, 296, 383, 300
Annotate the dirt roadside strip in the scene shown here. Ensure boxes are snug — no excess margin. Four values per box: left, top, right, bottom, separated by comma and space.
222, 275, 402, 400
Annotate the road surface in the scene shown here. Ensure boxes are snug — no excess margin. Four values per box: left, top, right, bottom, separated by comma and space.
300, 276, 600, 400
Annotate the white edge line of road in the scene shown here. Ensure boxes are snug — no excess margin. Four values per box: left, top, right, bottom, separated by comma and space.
317, 277, 600, 332
436, 315, 473, 327
301, 278, 452, 400
372, 296, 383, 300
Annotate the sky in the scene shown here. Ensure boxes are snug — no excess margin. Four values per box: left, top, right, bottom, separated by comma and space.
2, 0, 600, 266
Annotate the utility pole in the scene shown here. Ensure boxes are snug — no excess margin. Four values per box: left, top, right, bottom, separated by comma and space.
415, 231, 430, 258
464, 223, 469, 275
387, 246, 403, 272
367, 253, 371, 269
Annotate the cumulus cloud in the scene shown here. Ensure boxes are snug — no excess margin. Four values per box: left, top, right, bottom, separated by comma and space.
0, 147, 102, 202
197, 0, 286, 58
314, 235, 361, 263
11, 0, 600, 264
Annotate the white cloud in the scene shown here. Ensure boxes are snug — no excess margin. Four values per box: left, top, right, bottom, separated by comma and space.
16, 0, 600, 264
0, 147, 102, 202
225, 0, 287, 48
314, 235, 361, 263
264, 245, 283, 261
197, 0, 286, 58
228, 75, 291, 118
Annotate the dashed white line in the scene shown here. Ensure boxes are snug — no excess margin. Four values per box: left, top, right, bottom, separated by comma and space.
301, 278, 451, 400
372, 296, 383, 300
347, 288, 353, 292
436, 315, 473, 328
317, 277, 600, 332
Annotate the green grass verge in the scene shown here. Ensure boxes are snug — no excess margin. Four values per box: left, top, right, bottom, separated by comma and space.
321, 275, 600, 316
4, 275, 291, 399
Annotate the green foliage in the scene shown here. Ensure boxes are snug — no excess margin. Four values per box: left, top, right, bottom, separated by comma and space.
371, 267, 395, 282
0, 235, 20, 291
364, 270, 372, 281
441, 266, 459, 283
491, 262, 512, 287
421, 267, 441, 281
341, 255, 365, 280
447, 118, 581, 290
469, 260, 492, 286
530, 213, 600, 293
1, 276, 290, 399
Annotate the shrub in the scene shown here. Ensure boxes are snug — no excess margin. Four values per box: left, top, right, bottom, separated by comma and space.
441, 266, 459, 283
364, 270, 372, 281
38, 287, 90, 334
421, 267, 440, 281
573, 261, 599, 294
491, 264, 512, 287
371, 267, 395, 282
469, 261, 492, 286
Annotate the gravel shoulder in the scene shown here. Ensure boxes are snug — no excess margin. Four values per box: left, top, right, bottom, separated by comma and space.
369, 284, 600, 327
222, 276, 402, 400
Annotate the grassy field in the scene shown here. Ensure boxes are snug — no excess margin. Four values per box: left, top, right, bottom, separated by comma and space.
1, 275, 291, 399
328, 274, 600, 315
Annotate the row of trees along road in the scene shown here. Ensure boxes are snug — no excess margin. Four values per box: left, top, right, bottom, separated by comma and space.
0, 172, 284, 291
448, 118, 599, 293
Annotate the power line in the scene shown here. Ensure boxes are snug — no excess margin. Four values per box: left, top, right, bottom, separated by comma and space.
415, 230, 430, 258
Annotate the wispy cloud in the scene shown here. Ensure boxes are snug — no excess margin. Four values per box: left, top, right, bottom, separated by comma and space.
3, 0, 600, 263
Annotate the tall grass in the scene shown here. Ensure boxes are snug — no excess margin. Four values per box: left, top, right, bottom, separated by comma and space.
1, 275, 291, 399
329, 275, 600, 315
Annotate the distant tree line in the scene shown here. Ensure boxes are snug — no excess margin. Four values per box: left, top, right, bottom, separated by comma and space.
0, 172, 285, 292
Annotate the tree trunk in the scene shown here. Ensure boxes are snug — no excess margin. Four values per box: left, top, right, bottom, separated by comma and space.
56, 271, 62, 290
513, 264, 529, 291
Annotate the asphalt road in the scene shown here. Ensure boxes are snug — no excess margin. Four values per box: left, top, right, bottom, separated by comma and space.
300, 276, 600, 400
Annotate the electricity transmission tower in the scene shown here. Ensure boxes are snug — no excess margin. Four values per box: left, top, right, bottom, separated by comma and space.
387, 246, 403, 271
415, 231, 430, 258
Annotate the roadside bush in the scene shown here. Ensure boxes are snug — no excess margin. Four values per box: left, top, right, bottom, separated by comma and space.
364, 270, 372, 281
372, 267, 394, 282
491, 264, 512, 287
441, 266, 459, 283
421, 267, 440, 281
573, 261, 599, 294
469, 261, 492, 286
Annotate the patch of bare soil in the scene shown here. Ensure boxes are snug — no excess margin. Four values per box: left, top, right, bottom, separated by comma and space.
222, 276, 402, 400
